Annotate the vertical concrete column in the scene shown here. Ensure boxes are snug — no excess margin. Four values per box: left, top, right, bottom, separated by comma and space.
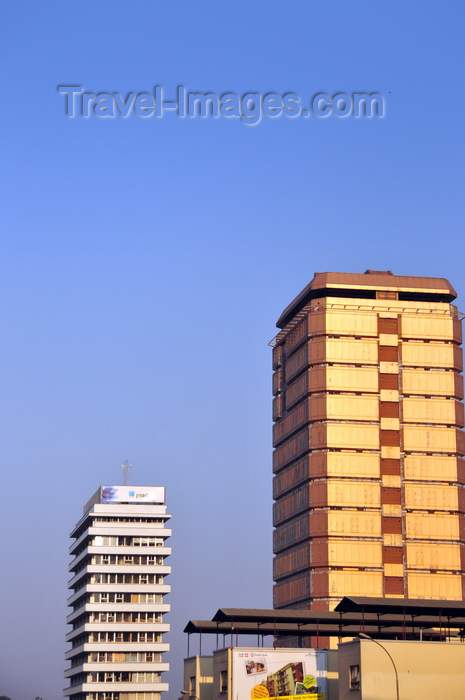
378, 314, 405, 597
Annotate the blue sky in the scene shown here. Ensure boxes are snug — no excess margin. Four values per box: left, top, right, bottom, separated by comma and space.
0, 0, 464, 698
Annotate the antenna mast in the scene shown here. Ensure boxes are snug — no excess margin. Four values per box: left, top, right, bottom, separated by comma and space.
121, 460, 132, 486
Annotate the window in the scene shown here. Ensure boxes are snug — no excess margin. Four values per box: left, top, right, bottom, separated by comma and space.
190, 677, 196, 694
220, 671, 228, 693
93, 536, 118, 546
119, 694, 160, 700
138, 594, 155, 603
349, 665, 360, 690
133, 537, 153, 546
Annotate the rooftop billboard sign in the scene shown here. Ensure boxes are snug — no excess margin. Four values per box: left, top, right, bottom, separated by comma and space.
100, 486, 165, 504
84, 485, 166, 513
232, 648, 328, 700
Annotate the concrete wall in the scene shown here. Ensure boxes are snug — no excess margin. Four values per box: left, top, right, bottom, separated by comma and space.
338, 639, 465, 700
213, 648, 230, 700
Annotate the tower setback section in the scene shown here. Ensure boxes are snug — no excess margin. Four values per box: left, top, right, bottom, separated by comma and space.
271, 271, 465, 611
65, 485, 171, 700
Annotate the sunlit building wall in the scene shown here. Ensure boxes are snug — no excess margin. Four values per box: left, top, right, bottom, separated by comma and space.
65, 486, 171, 700
272, 271, 465, 610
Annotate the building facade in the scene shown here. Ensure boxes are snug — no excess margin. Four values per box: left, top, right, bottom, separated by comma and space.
65, 485, 171, 700
272, 271, 465, 611
197, 647, 335, 700
183, 655, 214, 700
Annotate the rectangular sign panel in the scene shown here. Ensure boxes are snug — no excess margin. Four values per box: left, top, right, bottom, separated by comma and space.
100, 486, 165, 504
232, 648, 327, 700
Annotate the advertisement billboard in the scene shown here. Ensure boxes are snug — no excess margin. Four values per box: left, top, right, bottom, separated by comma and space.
232, 649, 327, 700
100, 486, 165, 504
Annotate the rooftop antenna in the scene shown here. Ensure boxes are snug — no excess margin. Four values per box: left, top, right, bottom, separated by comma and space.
121, 460, 132, 486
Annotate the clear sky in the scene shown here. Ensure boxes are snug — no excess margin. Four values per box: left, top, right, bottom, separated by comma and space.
0, 0, 464, 698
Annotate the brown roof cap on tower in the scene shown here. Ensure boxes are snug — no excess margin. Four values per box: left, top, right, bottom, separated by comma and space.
309, 271, 455, 294
276, 271, 457, 328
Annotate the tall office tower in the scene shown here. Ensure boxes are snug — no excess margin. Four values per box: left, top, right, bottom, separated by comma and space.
272, 271, 465, 611
65, 485, 171, 700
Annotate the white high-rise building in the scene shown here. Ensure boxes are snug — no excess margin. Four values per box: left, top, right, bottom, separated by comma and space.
64, 485, 171, 700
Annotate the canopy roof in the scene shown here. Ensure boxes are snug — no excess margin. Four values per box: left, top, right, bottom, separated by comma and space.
335, 596, 465, 618
184, 600, 465, 641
